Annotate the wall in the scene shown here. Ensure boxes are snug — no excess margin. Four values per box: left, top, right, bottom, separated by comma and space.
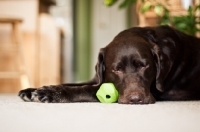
91, 1, 128, 77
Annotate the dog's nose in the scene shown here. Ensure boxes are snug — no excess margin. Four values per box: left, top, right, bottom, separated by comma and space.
128, 94, 143, 104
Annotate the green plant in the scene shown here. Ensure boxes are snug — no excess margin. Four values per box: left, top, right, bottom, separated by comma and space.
103, 0, 137, 8
103, 0, 169, 14
103, 0, 200, 36
171, 5, 200, 36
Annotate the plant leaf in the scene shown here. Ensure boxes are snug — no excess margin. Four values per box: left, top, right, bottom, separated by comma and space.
103, 0, 118, 6
141, 3, 151, 13
119, 0, 137, 8
154, 5, 163, 16
194, 4, 200, 12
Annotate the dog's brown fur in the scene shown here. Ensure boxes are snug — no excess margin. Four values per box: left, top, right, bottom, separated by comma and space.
19, 26, 200, 104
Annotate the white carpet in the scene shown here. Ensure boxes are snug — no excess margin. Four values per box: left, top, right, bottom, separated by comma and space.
0, 94, 200, 132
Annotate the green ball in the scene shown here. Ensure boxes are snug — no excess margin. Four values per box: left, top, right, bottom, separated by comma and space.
96, 83, 118, 103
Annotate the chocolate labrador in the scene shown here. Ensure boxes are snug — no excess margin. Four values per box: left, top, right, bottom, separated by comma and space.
18, 26, 200, 104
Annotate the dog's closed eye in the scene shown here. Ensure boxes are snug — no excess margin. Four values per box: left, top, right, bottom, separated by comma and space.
135, 62, 144, 68
112, 64, 124, 74
116, 65, 123, 71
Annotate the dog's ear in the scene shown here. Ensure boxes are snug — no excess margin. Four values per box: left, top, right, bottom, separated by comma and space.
147, 31, 156, 42
143, 29, 173, 92
143, 30, 157, 43
151, 44, 171, 92
94, 48, 105, 86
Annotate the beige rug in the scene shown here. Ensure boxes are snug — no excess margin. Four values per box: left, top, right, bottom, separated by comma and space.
0, 94, 200, 132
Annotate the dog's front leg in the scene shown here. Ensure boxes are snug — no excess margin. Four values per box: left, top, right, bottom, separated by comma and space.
18, 49, 105, 103
18, 84, 99, 103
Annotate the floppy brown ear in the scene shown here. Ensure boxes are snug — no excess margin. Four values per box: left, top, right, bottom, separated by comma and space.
93, 48, 105, 86
151, 44, 171, 92
142, 29, 172, 92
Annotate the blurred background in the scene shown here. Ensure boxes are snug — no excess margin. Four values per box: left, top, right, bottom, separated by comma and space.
0, 0, 199, 93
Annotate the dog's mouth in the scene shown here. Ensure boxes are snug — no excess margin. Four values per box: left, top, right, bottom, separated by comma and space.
118, 92, 156, 104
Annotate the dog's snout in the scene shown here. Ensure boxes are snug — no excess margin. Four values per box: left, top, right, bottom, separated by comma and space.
118, 92, 156, 104
128, 93, 144, 104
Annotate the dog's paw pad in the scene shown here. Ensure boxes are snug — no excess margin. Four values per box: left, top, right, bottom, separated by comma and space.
18, 88, 36, 102
31, 91, 40, 102
18, 92, 25, 98
19, 93, 30, 102
40, 96, 50, 103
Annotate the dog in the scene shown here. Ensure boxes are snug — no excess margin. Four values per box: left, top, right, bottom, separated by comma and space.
18, 26, 200, 104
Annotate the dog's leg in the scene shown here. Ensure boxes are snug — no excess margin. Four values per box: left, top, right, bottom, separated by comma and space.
18, 81, 100, 103
19, 48, 105, 103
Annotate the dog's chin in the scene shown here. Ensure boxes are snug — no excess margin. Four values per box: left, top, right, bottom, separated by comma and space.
118, 94, 156, 105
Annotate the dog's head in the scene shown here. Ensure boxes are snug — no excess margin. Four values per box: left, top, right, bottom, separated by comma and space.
95, 26, 175, 104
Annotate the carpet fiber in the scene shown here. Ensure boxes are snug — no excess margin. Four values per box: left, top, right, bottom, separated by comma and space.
1, 94, 200, 132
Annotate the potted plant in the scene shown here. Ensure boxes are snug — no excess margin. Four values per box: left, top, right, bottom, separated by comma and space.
103, 0, 200, 36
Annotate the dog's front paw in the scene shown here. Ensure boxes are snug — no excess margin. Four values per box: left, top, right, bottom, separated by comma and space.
30, 86, 69, 103
18, 88, 37, 102
19, 86, 69, 103
30, 87, 54, 103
